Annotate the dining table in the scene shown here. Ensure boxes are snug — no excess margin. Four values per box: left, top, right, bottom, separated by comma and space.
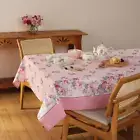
13, 48, 140, 130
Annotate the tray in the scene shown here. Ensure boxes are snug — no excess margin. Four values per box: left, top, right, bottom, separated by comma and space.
99, 60, 129, 68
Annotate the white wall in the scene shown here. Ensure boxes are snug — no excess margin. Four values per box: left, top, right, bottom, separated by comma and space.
0, 0, 139, 78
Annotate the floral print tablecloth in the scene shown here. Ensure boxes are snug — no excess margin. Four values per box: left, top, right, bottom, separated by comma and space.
13, 49, 140, 130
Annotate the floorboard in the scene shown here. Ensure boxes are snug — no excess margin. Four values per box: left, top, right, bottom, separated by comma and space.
0, 91, 139, 140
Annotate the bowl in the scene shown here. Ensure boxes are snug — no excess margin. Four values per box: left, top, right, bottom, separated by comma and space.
68, 49, 82, 59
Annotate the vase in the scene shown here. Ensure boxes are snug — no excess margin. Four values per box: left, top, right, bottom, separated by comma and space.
29, 25, 38, 34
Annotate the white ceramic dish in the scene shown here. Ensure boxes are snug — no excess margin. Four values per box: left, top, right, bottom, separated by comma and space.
68, 49, 82, 59
46, 55, 75, 66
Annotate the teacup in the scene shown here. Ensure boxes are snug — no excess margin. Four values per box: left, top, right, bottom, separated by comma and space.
82, 52, 95, 61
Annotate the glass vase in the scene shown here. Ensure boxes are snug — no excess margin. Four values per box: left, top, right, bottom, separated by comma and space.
29, 25, 38, 34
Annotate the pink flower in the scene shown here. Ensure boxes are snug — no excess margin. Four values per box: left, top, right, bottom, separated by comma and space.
55, 84, 60, 88
21, 14, 43, 27
64, 80, 68, 84
26, 20, 31, 25
101, 81, 107, 88
78, 82, 82, 87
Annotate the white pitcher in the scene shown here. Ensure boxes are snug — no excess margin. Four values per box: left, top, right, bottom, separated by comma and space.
93, 43, 108, 58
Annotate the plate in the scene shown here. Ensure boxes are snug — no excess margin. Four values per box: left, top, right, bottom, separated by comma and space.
99, 60, 129, 68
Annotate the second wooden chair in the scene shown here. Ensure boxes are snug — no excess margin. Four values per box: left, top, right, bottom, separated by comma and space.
17, 38, 54, 109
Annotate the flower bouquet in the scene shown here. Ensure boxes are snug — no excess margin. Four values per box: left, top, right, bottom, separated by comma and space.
22, 15, 43, 33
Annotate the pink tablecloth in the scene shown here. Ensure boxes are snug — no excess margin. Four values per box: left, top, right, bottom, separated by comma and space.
13, 49, 140, 130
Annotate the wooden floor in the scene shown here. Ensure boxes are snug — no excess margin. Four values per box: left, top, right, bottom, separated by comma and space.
0, 90, 139, 140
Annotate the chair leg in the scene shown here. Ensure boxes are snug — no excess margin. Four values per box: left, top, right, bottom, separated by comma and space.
94, 136, 98, 140
111, 128, 117, 140
61, 116, 69, 140
20, 83, 24, 109
111, 133, 117, 140
126, 126, 133, 140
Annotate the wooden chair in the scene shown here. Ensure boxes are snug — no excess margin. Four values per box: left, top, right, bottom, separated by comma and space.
17, 38, 54, 109
62, 73, 140, 140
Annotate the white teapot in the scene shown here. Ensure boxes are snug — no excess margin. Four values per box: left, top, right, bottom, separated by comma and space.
93, 43, 108, 57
